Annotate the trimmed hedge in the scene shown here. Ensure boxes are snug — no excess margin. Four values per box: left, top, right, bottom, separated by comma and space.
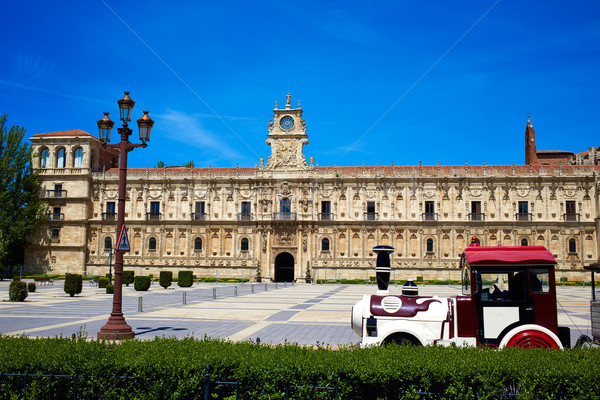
105, 284, 114, 294
177, 270, 193, 287
122, 270, 134, 286
8, 281, 27, 302
159, 271, 172, 289
98, 277, 109, 288
134, 276, 151, 291
0, 336, 598, 399
63, 273, 82, 297
27, 282, 36, 293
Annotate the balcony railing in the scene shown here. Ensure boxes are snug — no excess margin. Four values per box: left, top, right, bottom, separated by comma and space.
238, 212, 253, 221
273, 212, 297, 221
363, 212, 379, 221
516, 213, 533, 221
192, 212, 208, 221
45, 190, 67, 198
146, 212, 162, 221
422, 212, 438, 221
102, 212, 117, 221
318, 212, 334, 221
468, 213, 485, 221
564, 213, 580, 222
46, 213, 64, 221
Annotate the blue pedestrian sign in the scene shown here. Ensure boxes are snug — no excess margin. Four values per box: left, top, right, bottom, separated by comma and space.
116, 225, 130, 252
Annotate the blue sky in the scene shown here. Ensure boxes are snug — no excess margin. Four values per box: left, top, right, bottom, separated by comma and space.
1, 1, 599, 168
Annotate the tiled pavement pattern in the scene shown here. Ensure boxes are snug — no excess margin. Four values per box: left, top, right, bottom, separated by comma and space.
0, 280, 596, 346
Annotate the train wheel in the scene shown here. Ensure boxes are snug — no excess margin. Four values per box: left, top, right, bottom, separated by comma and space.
505, 330, 560, 349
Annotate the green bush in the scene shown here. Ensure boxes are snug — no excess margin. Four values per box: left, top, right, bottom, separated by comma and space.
63, 273, 82, 297
178, 271, 193, 287
134, 276, 151, 291
12, 276, 20, 281
106, 284, 114, 294
159, 271, 172, 289
27, 282, 36, 293
98, 277, 109, 288
0, 337, 598, 399
8, 281, 28, 301
122, 270, 134, 286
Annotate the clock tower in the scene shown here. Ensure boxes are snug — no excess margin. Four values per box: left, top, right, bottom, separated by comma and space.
265, 94, 311, 170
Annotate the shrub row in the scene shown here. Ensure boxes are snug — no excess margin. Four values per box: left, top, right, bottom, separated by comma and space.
0, 336, 598, 399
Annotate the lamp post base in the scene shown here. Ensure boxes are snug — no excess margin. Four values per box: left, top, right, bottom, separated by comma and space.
97, 315, 135, 340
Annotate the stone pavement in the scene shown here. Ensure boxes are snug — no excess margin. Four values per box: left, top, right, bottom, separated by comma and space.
0, 280, 595, 346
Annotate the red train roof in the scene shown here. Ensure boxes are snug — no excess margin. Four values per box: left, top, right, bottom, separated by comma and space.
462, 246, 556, 266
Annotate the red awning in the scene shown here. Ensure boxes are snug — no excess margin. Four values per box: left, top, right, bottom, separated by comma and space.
463, 246, 556, 266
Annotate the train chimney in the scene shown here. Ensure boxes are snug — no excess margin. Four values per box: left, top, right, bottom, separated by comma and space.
373, 245, 394, 294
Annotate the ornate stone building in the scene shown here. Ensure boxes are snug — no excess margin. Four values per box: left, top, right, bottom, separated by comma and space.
26, 95, 600, 281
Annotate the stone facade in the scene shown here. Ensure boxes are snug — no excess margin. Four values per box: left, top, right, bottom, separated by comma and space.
26, 96, 600, 281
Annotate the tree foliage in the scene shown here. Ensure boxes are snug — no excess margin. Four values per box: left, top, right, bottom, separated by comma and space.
0, 114, 46, 269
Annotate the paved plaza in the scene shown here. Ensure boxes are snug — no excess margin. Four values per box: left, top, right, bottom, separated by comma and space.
0, 280, 596, 346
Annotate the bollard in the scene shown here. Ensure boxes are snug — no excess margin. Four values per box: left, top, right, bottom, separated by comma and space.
234, 286, 238, 296
284, 281, 287, 288
265, 283, 268, 291
138, 297, 143, 312
276, 282, 278, 289
183, 292, 187, 305
213, 288, 217, 300
251, 284, 254, 294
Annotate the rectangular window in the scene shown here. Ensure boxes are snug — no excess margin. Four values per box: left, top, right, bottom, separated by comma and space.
321, 201, 331, 214
195, 201, 205, 214
470, 201, 483, 221
424, 201, 436, 221
517, 201, 529, 221
241, 202, 251, 214
150, 202, 160, 214
529, 269, 550, 293
51, 227, 60, 241
366, 201, 376, 220
106, 202, 115, 214
565, 201, 578, 221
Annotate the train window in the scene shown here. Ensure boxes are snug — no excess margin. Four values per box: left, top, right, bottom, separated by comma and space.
462, 266, 471, 295
529, 269, 550, 293
478, 271, 525, 302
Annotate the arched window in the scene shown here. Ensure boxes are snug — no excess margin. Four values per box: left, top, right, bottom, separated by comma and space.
57, 148, 66, 168
40, 148, 49, 168
241, 238, 249, 251
568, 238, 576, 253
322, 238, 330, 252
104, 237, 112, 250
521, 238, 528, 246
426, 238, 434, 252
74, 148, 83, 168
149, 237, 157, 251
194, 237, 202, 251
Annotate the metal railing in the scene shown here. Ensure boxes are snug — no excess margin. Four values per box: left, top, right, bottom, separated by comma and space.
422, 212, 438, 221
46, 213, 64, 221
564, 213, 580, 222
102, 212, 117, 221
45, 189, 67, 198
192, 212, 208, 221
468, 213, 485, 221
318, 212, 334, 221
363, 212, 379, 221
273, 212, 297, 221
516, 213, 533, 221
237, 212, 253, 221
146, 213, 162, 221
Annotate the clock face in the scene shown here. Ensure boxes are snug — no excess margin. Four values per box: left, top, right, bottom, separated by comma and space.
279, 115, 294, 131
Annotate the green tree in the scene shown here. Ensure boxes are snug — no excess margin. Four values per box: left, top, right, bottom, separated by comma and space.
184, 161, 195, 168
0, 115, 46, 273
157, 160, 166, 168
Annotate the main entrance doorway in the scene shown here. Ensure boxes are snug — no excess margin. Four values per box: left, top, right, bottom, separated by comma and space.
275, 252, 294, 282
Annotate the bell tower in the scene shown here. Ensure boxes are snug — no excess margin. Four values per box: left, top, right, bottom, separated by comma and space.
264, 94, 311, 170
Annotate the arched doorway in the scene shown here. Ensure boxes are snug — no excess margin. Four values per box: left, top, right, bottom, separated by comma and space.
275, 252, 294, 282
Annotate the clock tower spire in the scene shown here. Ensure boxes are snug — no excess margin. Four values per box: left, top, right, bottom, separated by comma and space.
265, 94, 310, 171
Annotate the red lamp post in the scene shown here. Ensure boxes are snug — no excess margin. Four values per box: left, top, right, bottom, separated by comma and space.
97, 91, 154, 340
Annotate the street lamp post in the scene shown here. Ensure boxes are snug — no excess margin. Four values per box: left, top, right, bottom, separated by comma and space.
97, 91, 154, 340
